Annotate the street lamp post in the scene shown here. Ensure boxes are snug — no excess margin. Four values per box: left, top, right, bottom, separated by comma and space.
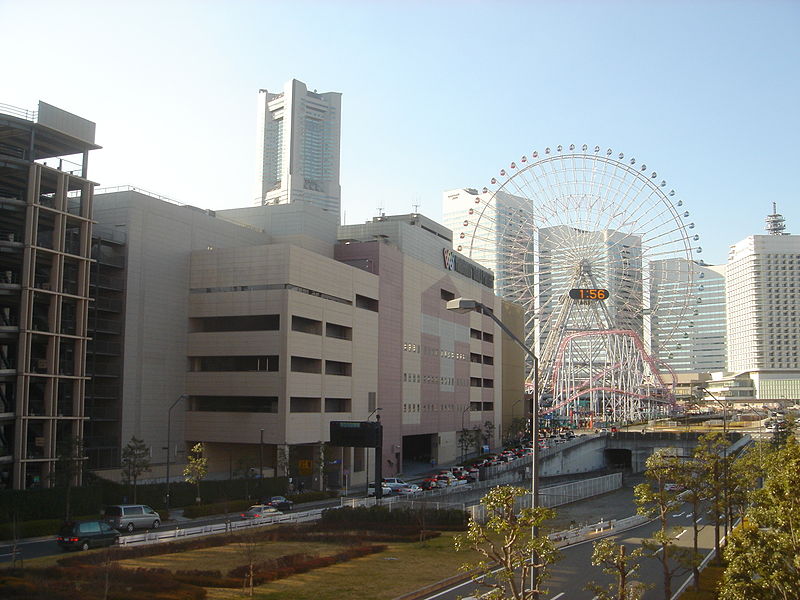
695, 386, 731, 537
365, 407, 382, 497
447, 298, 540, 596
165, 394, 188, 509
259, 428, 264, 498
461, 403, 470, 462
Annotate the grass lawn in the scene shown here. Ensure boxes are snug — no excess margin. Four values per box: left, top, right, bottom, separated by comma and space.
678, 563, 725, 600
117, 540, 354, 573
205, 532, 483, 600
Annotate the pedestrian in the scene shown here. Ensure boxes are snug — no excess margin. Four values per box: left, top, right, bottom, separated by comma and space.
298, 480, 305, 493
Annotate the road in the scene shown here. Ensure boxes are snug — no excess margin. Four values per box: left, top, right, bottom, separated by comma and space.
419, 493, 718, 600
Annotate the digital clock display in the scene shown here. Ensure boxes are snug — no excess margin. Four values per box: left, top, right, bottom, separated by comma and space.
569, 288, 609, 300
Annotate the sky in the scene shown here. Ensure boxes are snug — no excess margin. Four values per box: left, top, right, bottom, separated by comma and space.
2, 0, 798, 265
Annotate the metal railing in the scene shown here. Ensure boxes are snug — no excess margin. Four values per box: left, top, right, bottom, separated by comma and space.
117, 508, 327, 548
0, 103, 37, 121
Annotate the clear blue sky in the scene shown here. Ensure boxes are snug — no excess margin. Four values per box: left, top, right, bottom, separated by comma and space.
3, 0, 798, 265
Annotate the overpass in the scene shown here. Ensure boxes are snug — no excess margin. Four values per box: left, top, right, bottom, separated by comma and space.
482, 431, 747, 479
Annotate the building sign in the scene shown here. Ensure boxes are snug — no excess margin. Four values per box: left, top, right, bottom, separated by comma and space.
442, 248, 494, 289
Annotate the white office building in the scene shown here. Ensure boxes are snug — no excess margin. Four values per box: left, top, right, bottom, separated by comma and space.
650, 259, 726, 373
442, 187, 530, 299
726, 233, 800, 373
255, 79, 342, 219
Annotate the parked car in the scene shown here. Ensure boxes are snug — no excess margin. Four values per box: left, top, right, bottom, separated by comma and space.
104, 504, 161, 533
240, 504, 280, 519
57, 520, 119, 551
368, 483, 393, 496
664, 483, 683, 492
265, 496, 294, 511
395, 484, 422, 495
383, 477, 411, 491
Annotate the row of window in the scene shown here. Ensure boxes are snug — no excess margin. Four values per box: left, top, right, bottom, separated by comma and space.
403, 373, 467, 386
190, 313, 354, 339
402, 343, 467, 360
189, 396, 352, 413
188, 283, 379, 312
402, 402, 494, 413
189, 355, 352, 376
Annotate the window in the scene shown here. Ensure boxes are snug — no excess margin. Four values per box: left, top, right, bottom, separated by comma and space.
356, 294, 379, 312
290, 397, 321, 413
192, 396, 278, 413
483, 332, 494, 343
483, 355, 494, 365
325, 360, 352, 376
292, 315, 322, 335
483, 378, 494, 388
470, 377, 482, 387
325, 398, 351, 412
326, 322, 352, 340
291, 356, 322, 373
193, 356, 278, 372
470, 328, 482, 340
470, 402, 482, 411
441, 289, 455, 301
470, 353, 482, 364
190, 315, 279, 332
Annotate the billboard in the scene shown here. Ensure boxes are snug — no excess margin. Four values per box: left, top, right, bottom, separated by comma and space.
330, 421, 382, 448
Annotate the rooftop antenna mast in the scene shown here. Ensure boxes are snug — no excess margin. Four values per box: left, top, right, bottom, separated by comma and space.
766, 202, 789, 235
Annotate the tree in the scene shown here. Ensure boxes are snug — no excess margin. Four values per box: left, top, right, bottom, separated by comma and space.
504, 417, 528, 446
585, 538, 649, 600
634, 450, 693, 600
671, 455, 707, 591
183, 442, 208, 503
121, 436, 151, 503
693, 432, 731, 562
482, 420, 495, 448
52, 436, 85, 521
454, 485, 561, 599
720, 437, 800, 600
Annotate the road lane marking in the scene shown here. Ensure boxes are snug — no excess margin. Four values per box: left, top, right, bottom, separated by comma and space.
695, 517, 703, 524
655, 547, 663, 554
672, 512, 684, 517
552, 593, 566, 600
676, 529, 686, 538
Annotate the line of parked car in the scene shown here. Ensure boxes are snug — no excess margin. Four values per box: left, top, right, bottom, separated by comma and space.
57, 503, 163, 551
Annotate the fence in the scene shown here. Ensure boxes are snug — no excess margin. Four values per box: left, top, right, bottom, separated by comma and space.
467, 472, 622, 523
117, 507, 326, 548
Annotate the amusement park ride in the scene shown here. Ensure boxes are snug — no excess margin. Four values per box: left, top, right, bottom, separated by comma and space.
460, 145, 702, 426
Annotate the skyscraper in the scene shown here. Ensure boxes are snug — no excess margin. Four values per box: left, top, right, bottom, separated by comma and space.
726, 232, 800, 373
254, 79, 342, 219
650, 259, 727, 373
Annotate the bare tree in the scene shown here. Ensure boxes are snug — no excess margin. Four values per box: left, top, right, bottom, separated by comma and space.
121, 436, 151, 503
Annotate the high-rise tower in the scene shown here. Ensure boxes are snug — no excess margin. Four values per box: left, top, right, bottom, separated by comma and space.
255, 79, 342, 220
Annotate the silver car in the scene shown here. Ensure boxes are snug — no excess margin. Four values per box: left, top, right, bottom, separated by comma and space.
104, 504, 161, 533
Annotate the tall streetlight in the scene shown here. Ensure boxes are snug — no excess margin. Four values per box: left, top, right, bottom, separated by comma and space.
695, 386, 731, 537
365, 407, 382, 497
447, 298, 541, 596
259, 428, 264, 498
165, 393, 188, 509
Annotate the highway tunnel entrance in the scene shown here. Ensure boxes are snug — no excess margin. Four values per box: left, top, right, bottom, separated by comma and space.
604, 448, 632, 470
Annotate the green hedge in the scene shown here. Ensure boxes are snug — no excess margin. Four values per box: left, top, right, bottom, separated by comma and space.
182, 500, 253, 519
0, 476, 289, 539
320, 505, 467, 530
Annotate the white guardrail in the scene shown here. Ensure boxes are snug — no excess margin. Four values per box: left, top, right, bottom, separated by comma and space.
118, 472, 623, 549
117, 508, 326, 547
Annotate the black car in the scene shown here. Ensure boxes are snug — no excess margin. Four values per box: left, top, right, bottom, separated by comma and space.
265, 495, 293, 511
57, 520, 120, 551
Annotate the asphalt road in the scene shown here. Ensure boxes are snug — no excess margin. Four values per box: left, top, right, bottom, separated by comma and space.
420, 493, 719, 600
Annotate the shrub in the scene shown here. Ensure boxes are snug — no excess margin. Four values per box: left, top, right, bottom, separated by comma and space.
181, 500, 252, 519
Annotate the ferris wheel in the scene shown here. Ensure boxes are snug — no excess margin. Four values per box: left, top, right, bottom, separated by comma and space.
458, 145, 702, 424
